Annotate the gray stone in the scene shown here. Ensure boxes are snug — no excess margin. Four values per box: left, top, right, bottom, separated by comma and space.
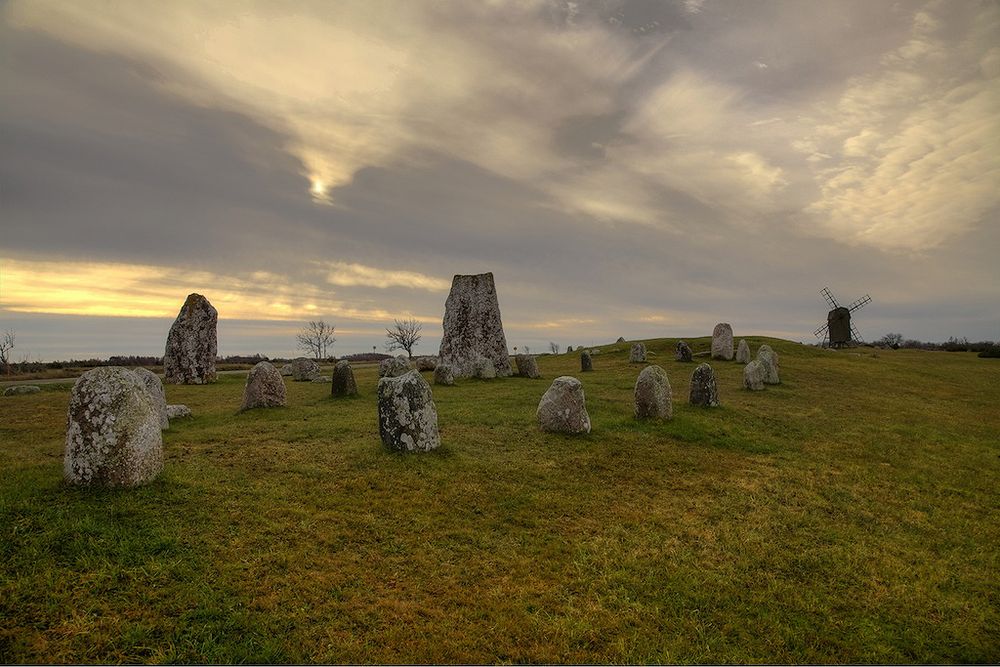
311, 376, 332, 383
537, 376, 591, 434
240, 361, 286, 411
634, 365, 672, 420
675, 340, 693, 362
414, 356, 438, 371
331, 360, 358, 397
63, 367, 163, 487
380, 355, 413, 378
163, 293, 217, 384
132, 368, 169, 430
3, 385, 41, 396
291, 357, 322, 381
377, 370, 441, 452
166, 404, 192, 419
279, 364, 293, 376
629, 342, 647, 363
616, 337, 626, 343
433, 363, 455, 386
689, 363, 720, 407
580, 350, 593, 372
514, 354, 540, 379
711, 323, 734, 361
438, 272, 512, 378
736, 339, 751, 364
471, 356, 497, 379
757, 344, 781, 384
566, 345, 574, 353
743, 359, 766, 391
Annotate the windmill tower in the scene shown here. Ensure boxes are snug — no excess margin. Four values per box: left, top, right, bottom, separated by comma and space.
813, 287, 871, 348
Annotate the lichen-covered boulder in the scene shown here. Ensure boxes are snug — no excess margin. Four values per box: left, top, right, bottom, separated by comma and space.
64, 367, 163, 487
743, 359, 766, 391
166, 404, 192, 419
711, 323, 734, 361
629, 342, 647, 363
757, 344, 781, 384
580, 350, 593, 372
240, 361, 286, 411
291, 357, 322, 382
3, 385, 41, 396
689, 363, 720, 407
736, 339, 751, 364
514, 354, 540, 379
675, 340, 693, 362
379, 355, 412, 378
279, 364, 293, 377
377, 370, 441, 452
634, 365, 672, 420
433, 363, 455, 386
438, 272, 512, 378
537, 376, 591, 434
414, 356, 438, 371
163, 293, 217, 384
331, 360, 358, 397
471, 356, 497, 379
132, 368, 169, 430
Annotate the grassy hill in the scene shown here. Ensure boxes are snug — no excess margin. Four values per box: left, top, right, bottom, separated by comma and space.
1, 337, 997, 663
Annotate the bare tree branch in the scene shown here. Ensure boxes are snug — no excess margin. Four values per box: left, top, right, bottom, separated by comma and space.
548, 341, 560, 354
296, 320, 336, 359
385, 317, 422, 358
0, 329, 14, 375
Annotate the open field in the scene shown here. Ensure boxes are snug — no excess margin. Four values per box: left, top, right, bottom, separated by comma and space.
1, 338, 998, 663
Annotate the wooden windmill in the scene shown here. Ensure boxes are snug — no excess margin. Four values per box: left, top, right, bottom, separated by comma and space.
813, 287, 871, 348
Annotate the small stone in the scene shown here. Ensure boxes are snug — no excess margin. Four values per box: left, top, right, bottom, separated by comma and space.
331, 360, 358, 397
433, 363, 455, 386
290, 357, 322, 381
311, 376, 332, 383
132, 368, 169, 429
166, 404, 192, 419
514, 354, 541, 379
414, 356, 438, 371
279, 364, 293, 376
616, 337, 626, 343
537, 376, 591, 434
471, 356, 497, 379
377, 370, 441, 452
711, 323, 734, 361
634, 365, 672, 420
580, 350, 593, 372
689, 363, 720, 407
3, 385, 41, 396
743, 359, 766, 391
736, 339, 751, 364
240, 361, 287, 411
629, 342, 647, 363
379, 355, 412, 379
757, 344, 781, 384
675, 341, 693, 362
163, 293, 218, 384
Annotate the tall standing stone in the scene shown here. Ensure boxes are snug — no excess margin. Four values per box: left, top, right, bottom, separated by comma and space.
64, 367, 163, 487
514, 354, 540, 379
743, 359, 766, 391
331, 360, 358, 397
675, 340, 693, 362
689, 363, 720, 407
634, 365, 672, 420
537, 376, 591, 434
377, 370, 441, 452
164, 293, 217, 384
757, 344, 781, 384
132, 368, 169, 430
630, 342, 647, 363
580, 350, 593, 372
240, 361, 287, 411
438, 272, 512, 378
711, 323, 734, 361
736, 339, 751, 364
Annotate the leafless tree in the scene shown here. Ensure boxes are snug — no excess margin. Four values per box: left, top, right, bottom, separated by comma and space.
297, 320, 336, 359
0, 329, 13, 375
549, 341, 560, 354
385, 317, 422, 358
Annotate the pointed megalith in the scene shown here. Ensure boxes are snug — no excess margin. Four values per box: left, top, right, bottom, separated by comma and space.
164, 293, 218, 384
438, 272, 512, 378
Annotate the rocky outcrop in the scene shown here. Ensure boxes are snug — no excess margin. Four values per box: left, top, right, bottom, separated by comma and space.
331, 360, 358, 397
240, 361, 286, 411
438, 272, 512, 378
163, 293, 217, 384
634, 365, 672, 420
689, 363, 720, 407
377, 370, 441, 452
711, 323, 734, 361
537, 376, 591, 434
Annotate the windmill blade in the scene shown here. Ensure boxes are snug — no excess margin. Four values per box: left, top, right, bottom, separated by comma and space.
813, 323, 829, 338
820, 287, 839, 309
851, 323, 864, 343
847, 294, 871, 312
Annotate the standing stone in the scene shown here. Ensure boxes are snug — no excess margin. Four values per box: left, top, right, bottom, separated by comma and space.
689, 363, 720, 407
580, 350, 593, 372
711, 323, 734, 361
163, 293, 217, 384
514, 354, 540, 379
757, 344, 781, 384
379, 355, 412, 379
414, 356, 438, 371
64, 367, 163, 487
133, 368, 169, 430
279, 364, 293, 376
566, 345, 574, 353
377, 370, 441, 452
438, 272, 512, 378
537, 376, 591, 434
291, 357, 322, 381
634, 365, 672, 420
629, 342, 647, 363
616, 337, 626, 344
471, 356, 497, 379
433, 363, 455, 386
240, 361, 286, 411
331, 360, 358, 397
736, 339, 751, 364
166, 404, 192, 419
743, 359, 766, 391
675, 340, 693, 362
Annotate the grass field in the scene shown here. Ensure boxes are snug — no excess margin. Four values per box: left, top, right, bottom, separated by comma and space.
1, 337, 998, 663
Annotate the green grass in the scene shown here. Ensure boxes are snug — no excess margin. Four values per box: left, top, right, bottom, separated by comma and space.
1, 338, 998, 663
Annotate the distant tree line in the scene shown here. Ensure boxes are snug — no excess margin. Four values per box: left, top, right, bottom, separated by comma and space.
874, 333, 999, 357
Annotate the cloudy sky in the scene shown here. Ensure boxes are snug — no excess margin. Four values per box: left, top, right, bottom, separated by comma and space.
2, 0, 998, 360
